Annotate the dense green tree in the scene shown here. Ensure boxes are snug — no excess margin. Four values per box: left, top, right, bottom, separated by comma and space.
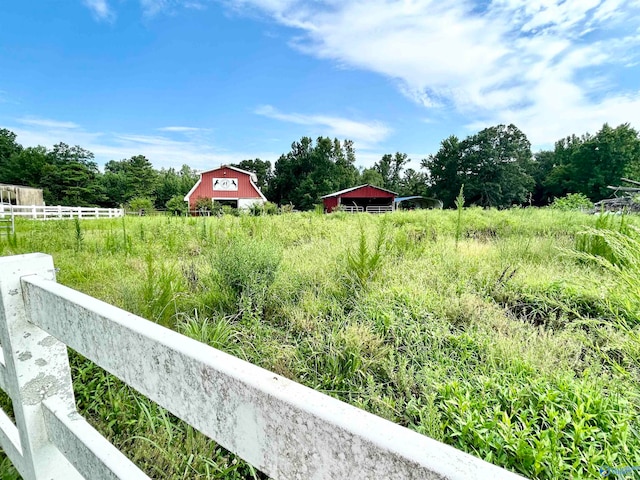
103, 155, 157, 206
154, 165, 198, 209
0, 129, 22, 171
232, 159, 272, 191
42, 143, 105, 206
359, 167, 384, 187
543, 124, 640, 202
423, 125, 534, 208
269, 137, 359, 210
399, 168, 429, 197
0, 146, 48, 187
374, 152, 409, 192
530, 150, 556, 205
421, 135, 462, 208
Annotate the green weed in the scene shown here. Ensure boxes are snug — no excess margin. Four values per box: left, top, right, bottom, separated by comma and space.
0, 210, 639, 479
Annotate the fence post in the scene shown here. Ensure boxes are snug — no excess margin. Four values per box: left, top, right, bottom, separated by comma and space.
31, 206, 37, 220
58, 205, 62, 219
0, 254, 83, 479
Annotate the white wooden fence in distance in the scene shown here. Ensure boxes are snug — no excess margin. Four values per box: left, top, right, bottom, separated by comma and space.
0, 205, 123, 220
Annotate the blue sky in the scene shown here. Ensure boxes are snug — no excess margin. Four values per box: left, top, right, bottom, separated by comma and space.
1, 0, 640, 171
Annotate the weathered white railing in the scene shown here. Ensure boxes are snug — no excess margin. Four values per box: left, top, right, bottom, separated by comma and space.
341, 206, 364, 213
0, 253, 526, 480
365, 205, 394, 214
0, 205, 123, 220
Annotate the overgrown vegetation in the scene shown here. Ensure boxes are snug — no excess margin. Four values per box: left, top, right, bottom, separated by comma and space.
551, 193, 594, 211
0, 208, 639, 479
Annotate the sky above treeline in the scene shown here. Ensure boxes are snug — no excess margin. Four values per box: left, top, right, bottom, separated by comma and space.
1, 0, 639, 171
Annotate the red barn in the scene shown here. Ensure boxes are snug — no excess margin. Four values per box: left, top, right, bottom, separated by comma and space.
184, 165, 266, 210
322, 184, 397, 213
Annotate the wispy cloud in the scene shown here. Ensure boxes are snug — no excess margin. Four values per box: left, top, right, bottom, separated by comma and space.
138, 0, 208, 16
7, 116, 277, 170
255, 105, 392, 149
158, 126, 209, 132
83, 0, 115, 21
17, 117, 80, 129
228, 0, 640, 146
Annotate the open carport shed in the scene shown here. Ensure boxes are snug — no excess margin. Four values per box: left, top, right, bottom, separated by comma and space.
322, 184, 397, 213
395, 196, 443, 210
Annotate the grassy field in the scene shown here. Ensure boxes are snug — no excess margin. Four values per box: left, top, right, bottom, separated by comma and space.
0, 208, 639, 479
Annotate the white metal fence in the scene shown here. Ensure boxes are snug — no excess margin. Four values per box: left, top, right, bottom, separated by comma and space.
365, 205, 394, 213
0, 253, 525, 480
0, 205, 123, 220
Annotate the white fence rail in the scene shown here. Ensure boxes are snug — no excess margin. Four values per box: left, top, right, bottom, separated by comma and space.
365, 205, 394, 214
0, 253, 525, 480
0, 205, 123, 220
341, 206, 364, 213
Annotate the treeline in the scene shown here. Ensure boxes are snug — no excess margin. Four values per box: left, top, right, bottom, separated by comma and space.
2, 122, 639, 210
261, 122, 640, 209
424, 122, 640, 208
0, 129, 198, 210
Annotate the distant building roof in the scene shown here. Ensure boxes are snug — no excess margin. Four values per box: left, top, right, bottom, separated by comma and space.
394, 196, 443, 208
321, 184, 398, 198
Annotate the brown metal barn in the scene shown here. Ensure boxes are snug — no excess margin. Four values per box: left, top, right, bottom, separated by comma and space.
322, 185, 397, 213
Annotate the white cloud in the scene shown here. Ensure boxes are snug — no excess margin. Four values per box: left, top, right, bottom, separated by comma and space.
140, 0, 171, 16
158, 126, 208, 132
255, 105, 392, 149
17, 117, 80, 129
227, 0, 640, 146
83, 0, 115, 21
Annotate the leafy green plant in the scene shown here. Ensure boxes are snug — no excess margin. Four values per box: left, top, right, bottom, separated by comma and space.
221, 205, 239, 217
575, 211, 630, 265
551, 193, 594, 211
140, 254, 183, 328
194, 197, 222, 216
455, 184, 465, 246
73, 217, 84, 252
249, 201, 277, 216
165, 195, 188, 216
214, 235, 282, 316
128, 197, 155, 215
346, 223, 387, 288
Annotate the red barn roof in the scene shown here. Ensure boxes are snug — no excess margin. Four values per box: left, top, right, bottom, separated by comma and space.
184, 165, 266, 207
321, 184, 397, 198
322, 184, 397, 213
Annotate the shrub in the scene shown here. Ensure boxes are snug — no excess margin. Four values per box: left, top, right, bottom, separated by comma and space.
214, 236, 282, 314
221, 205, 239, 216
249, 201, 278, 216
193, 197, 222, 216
575, 211, 630, 266
128, 196, 155, 215
551, 193, 593, 211
165, 195, 188, 216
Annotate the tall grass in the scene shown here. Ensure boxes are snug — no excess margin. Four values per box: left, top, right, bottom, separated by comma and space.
0, 209, 639, 479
